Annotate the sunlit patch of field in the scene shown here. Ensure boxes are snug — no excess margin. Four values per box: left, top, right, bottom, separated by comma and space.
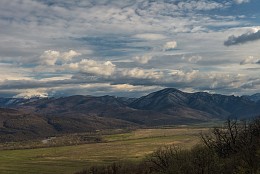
0, 127, 209, 174
104, 127, 208, 142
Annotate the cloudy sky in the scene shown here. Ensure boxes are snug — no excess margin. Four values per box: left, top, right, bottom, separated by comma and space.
0, 0, 260, 98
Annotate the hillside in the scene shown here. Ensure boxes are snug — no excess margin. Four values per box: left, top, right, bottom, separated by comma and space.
16, 95, 184, 126
0, 108, 135, 142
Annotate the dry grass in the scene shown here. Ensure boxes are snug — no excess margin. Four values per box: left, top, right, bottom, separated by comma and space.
0, 127, 208, 174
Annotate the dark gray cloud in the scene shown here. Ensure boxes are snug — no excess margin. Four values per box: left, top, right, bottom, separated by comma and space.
224, 30, 260, 46
241, 78, 260, 89
75, 35, 152, 57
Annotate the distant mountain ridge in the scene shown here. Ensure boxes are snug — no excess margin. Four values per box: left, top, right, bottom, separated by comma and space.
1, 88, 260, 120
0, 88, 260, 142
242, 93, 260, 102
1, 88, 260, 121
130, 88, 259, 119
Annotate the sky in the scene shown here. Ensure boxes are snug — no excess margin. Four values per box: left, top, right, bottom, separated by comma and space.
0, 0, 260, 98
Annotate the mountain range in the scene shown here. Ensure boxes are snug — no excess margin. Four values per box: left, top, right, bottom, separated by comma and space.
0, 88, 260, 142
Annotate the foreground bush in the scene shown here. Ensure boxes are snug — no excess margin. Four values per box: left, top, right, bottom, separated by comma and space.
147, 145, 221, 174
75, 161, 152, 174
201, 117, 260, 173
75, 145, 222, 174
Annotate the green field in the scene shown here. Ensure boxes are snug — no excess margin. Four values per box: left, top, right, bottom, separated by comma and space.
0, 127, 208, 174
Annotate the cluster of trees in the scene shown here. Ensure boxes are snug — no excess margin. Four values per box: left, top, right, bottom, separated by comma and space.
76, 117, 260, 174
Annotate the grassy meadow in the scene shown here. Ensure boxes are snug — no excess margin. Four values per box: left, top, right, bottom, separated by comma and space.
0, 127, 209, 174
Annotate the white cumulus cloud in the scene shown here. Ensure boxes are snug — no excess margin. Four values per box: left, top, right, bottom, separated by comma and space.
61, 50, 81, 61
163, 41, 177, 51
170, 70, 199, 81
188, 56, 202, 63
182, 55, 202, 63
40, 50, 60, 66
40, 50, 81, 65
233, 0, 250, 4
69, 59, 116, 76
240, 56, 259, 65
133, 55, 152, 64
121, 68, 163, 79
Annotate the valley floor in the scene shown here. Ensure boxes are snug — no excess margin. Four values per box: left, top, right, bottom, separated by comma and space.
0, 127, 208, 174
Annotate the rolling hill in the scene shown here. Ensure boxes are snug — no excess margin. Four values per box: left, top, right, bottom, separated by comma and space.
0, 107, 136, 142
